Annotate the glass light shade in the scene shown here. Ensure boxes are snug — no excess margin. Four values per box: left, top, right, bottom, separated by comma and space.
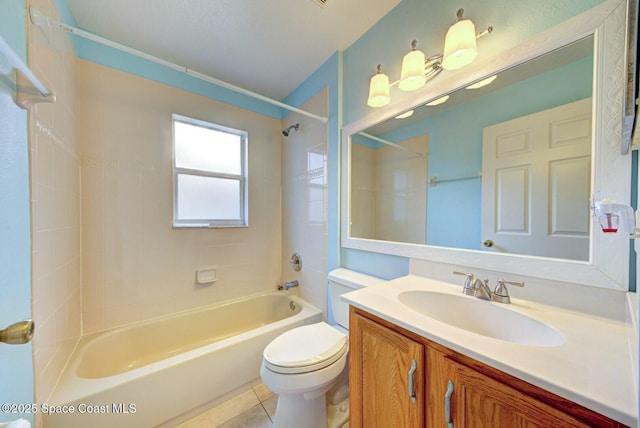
442, 19, 478, 70
399, 49, 426, 91
466, 75, 497, 89
426, 95, 450, 106
367, 71, 390, 107
395, 110, 414, 119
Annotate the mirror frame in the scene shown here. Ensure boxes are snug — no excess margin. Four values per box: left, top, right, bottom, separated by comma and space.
341, 0, 632, 291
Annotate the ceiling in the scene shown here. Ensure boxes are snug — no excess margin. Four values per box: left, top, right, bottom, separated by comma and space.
66, 0, 401, 101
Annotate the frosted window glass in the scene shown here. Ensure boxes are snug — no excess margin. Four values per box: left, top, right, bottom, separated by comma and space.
175, 121, 241, 174
176, 174, 240, 220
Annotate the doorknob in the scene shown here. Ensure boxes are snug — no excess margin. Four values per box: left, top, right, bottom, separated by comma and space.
483, 239, 494, 248
0, 319, 34, 345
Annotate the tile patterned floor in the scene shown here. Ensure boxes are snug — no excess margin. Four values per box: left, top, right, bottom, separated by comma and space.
176, 383, 277, 428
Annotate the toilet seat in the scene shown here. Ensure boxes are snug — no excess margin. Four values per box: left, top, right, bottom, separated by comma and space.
263, 322, 348, 374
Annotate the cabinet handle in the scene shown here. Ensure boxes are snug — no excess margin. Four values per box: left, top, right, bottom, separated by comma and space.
407, 359, 417, 404
444, 380, 454, 428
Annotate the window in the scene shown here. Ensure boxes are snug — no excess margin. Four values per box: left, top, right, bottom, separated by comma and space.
172, 114, 248, 227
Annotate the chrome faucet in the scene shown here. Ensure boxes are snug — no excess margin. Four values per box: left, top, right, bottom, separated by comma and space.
453, 271, 475, 295
453, 271, 491, 301
454, 271, 525, 303
282, 280, 299, 291
491, 279, 525, 304
470, 277, 492, 301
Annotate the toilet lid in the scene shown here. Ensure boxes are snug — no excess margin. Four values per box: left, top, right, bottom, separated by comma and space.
263, 322, 348, 373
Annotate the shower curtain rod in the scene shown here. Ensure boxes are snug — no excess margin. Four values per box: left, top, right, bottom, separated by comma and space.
358, 132, 427, 157
29, 7, 328, 124
0, 34, 53, 98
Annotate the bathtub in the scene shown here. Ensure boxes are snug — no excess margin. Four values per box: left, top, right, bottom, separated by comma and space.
45, 291, 322, 428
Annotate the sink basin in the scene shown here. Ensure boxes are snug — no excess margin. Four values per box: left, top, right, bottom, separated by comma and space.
398, 291, 565, 347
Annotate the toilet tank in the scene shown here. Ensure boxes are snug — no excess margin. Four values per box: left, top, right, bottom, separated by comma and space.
328, 268, 385, 330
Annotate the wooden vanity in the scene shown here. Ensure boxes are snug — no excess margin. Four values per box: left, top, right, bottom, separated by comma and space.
349, 307, 630, 427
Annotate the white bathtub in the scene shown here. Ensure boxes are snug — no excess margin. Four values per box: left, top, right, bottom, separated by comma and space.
45, 291, 322, 428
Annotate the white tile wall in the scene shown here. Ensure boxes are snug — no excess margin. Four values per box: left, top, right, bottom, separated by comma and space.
28, 0, 81, 421
78, 60, 283, 333
280, 89, 329, 314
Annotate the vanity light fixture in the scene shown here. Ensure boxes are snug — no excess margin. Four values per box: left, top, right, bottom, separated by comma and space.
367, 64, 391, 107
466, 74, 497, 89
365, 8, 492, 108
426, 95, 450, 106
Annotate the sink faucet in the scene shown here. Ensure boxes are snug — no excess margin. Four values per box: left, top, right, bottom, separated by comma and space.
453, 271, 491, 301
492, 279, 525, 304
470, 277, 492, 301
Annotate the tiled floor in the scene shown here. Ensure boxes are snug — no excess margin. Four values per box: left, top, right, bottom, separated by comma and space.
177, 383, 277, 428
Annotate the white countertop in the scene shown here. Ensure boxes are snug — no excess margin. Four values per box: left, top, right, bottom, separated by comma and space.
342, 274, 637, 426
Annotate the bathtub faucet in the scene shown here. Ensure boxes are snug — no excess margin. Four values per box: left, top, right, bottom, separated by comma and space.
281, 280, 299, 291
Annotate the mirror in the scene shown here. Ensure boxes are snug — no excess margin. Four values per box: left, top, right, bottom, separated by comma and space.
341, 0, 632, 290
350, 36, 593, 260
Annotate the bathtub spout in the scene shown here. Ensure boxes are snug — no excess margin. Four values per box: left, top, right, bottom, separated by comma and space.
283, 280, 299, 291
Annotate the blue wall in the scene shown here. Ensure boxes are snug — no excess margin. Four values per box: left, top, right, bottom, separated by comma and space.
0, 1, 34, 423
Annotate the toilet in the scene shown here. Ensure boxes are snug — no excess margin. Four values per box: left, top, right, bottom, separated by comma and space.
260, 268, 385, 428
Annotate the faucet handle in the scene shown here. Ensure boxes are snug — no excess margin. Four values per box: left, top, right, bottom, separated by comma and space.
453, 271, 475, 295
492, 279, 525, 304
453, 270, 474, 279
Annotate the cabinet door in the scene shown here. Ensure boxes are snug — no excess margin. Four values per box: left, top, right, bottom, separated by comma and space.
454, 363, 590, 428
350, 312, 424, 428
426, 346, 458, 427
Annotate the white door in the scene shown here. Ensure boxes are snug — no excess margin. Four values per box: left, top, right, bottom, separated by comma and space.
0, 2, 35, 424
481, 98, 592, 260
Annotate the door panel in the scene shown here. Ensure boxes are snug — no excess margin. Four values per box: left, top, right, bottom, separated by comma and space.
482, 98, 591, 260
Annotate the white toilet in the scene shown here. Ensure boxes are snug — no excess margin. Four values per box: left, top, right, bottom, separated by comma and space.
260, 268, 385, 428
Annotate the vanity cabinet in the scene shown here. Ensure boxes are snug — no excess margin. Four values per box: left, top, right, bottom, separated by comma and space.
349, 310, 424, 427
349, 307, 628, 428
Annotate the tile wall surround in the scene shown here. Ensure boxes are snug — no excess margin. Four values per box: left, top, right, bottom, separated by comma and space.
27, 0, 81, 420
280, 89, 329, 314
78, 60, 284, 334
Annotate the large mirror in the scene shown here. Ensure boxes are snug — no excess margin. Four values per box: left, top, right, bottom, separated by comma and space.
341, 0, 633, 290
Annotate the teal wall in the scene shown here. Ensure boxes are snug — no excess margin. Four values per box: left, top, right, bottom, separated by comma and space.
0, 0, 34, 423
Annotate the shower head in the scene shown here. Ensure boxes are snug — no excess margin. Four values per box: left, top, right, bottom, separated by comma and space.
282, 123, 300, 136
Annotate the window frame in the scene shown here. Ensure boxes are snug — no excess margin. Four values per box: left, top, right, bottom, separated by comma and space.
172, 114, 249, 228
